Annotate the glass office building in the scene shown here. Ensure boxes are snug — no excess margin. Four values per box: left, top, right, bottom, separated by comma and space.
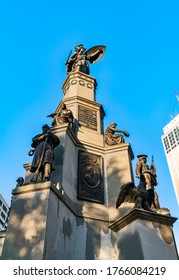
162, 114, 179, 206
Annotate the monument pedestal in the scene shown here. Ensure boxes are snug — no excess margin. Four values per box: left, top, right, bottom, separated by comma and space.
1, 65, 178, 260
2, 182, 51, 259
2, 179, 178, 260
2, 181, 111, 260
109, 208, 178, 260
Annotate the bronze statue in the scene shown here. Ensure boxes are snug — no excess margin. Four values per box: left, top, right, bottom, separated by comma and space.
47, 102, 73, 127
116, 155, 159, 211
104, 122, 129, 145
65, 44, 106, 75
16, 177, 24, 187
135, 155, 158, 208
116, 181, 152, 211
28, 124, 60, 182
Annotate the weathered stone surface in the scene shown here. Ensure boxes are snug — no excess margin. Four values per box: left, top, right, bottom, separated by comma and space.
109, 209, 178, 260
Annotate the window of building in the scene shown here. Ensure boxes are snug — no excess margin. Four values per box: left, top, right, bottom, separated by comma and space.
163, 136, 170, 151
0, 199, 2, 206
174, 127, 179, 141
1, 212, 5, 220
2, 205, 7, 213
168, 131, 175, 146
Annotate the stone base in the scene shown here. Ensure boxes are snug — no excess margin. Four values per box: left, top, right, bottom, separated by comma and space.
1, 182, 112, 260
109, 208, 178, 260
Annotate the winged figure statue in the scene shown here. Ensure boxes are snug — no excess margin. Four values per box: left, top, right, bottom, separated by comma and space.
65, 44, 106, 75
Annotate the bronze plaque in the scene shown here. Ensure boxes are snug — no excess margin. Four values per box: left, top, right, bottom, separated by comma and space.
77, 150, 104, 204
78, 105, 97, 131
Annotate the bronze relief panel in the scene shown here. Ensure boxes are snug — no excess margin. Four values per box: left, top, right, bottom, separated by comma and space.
77, 150, 104, 204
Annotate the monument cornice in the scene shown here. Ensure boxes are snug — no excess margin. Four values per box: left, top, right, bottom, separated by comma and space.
104, 142, 134, 159
11, 182, 109, 222
109, 208, 177, 232
55, 95, 106, 117
62, 71, 97, 91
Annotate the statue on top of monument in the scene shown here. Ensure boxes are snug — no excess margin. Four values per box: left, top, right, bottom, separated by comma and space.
65, 44, 106, 75
104, 122, 129, 145
47, 102, 74, 128
28, 124, 60, 183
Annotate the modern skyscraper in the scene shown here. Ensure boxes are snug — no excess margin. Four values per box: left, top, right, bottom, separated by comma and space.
161, 113, 179, 206
0, 194, 9, 230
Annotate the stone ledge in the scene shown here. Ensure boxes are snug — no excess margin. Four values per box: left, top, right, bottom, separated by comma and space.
12, 181, 51, 195
50, 184, 109, 222
109, 208, 177, 232
62, 71, 97, 92
104, 142, 134, 159
11, 182, 109, 222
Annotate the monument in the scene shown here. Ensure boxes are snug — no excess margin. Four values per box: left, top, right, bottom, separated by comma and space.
1, 44, 178, 260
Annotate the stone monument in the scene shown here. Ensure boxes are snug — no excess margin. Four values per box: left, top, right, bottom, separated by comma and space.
1, 44, 178, 260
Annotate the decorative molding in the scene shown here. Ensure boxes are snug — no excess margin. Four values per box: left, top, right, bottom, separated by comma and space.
12, 181, 51, 196
11, 182, 109, 222
71, 79, 77, 85
62, 71, 97, 95
79, 80, 85, 86
87, 83, 93, 89
109, 208, 177, 232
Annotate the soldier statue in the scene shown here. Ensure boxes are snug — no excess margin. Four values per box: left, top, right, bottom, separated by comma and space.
135, 154, 158, 207
28, 124, 60, 182
65, 44, 106, 75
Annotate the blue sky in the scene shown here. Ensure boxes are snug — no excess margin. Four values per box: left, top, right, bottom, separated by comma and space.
0, 0, 179, 252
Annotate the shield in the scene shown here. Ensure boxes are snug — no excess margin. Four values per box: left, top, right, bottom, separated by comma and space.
85, 45, 106, 64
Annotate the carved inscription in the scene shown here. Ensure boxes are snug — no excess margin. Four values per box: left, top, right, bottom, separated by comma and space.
78, 105, 97, 131
77, 150, 104, 204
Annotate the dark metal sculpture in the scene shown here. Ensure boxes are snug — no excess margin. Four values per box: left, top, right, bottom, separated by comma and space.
116, 180, 152, 211
104, 122, 129, 145
16, 177, 24, 187
116, 156, 159, 211
65, 44, 106, 75
28, 124, 60, 182
77, 151, 104, 204
47, 102, 73, 128
136, 154, 158, 208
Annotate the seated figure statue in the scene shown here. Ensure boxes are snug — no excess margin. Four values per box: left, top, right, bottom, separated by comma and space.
47, 102, 73, 128
104, 122, 129, 145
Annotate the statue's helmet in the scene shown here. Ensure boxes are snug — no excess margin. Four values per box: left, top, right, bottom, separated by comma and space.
111, 122, 117, 126
137, 154, 148, 159
75, 44, 86, 52
42, 124, 50, 130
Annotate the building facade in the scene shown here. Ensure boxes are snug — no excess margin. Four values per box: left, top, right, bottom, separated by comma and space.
162, 114, 179, 206
0, 194, 9, 230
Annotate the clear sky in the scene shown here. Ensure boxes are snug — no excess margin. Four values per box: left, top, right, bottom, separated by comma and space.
0, 0, 179, 252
